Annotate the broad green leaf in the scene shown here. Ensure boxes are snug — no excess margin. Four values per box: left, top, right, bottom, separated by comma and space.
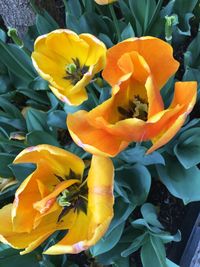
156, 153, 200, 204
0, 249, 41, 267
141, 203, 164, 229
0, 96, 25, 121
113, 257, 130, 267
107, 197, 135, 235
47, 111, 67, 129
184, 31, 200, 68
121, 232, 147, 257
95, 242, 128, 265
36, 11, 59, 35
26, 131, 60, 147
0, 29, 6, 42
121, 23, 135, 40
17, 88, 49, 106
141, 236, 167, 267
29, 76, 49, 91
98, 33, 113, 48
65, 0, 82, 18
0, 42, 36, 82
9, 163, 36, 182
115, 164, 151, 205
174, 128, 200, 169
0, 153, 16, 177
26, 108, 49, 132
91, 222, 125, 257
119, 144, 165, 165
0, 75, 12, 94
166, 259, 180, 267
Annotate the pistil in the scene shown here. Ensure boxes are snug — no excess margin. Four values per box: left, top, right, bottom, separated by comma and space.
64, 58, 89, 85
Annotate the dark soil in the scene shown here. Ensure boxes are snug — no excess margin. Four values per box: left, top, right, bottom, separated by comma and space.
148, 181, 185, 235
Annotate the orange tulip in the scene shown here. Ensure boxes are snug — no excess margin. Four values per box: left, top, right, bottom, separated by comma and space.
0, 145, 114, 254
95, 0, 117, 5
32, 30, 106, 106
67, 37, 197, 157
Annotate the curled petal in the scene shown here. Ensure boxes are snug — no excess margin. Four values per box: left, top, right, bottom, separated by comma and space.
44, 156, 114, 255
103, 36, 179, 89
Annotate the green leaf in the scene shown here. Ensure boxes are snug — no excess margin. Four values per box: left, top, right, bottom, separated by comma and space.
141, 236, 167, 267
65, 0, 82, 18
26, 131, 60, 147
29, 76, 49, 91
17, 88, 49, 106
107, 197, 135, 235
9, 163, 36, 182
141, 203, 164, 229
119, 144, 165, 165
174, 128, 200, 169
36, 11, 59, 35
98, 33, 113, 48
0, 249, 41, 267
0, 42, 36, 82
0, 29, 6, 42
115, 164, 151, 205
0, 96, 25, 122
166, 259, 180, 267
26, 108, 49, 132
156, 153, 200, 204
121, 23, 135, 40
47, 111, 67, 129
184, 31, 200, 68
91, 222, 125, 257
121, 232, 147, 257
0, 75, 12, 94
0, 153, 15, 177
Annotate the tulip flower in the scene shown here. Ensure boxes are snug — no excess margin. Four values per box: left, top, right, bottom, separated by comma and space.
67, 37, 197, 157
0, 145, 114, 255
95, 0, 117, 5
32, 29, 106, 106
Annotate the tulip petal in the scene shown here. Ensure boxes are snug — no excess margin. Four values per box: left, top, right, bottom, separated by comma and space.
67, 110, 129, 157
14, 144, 85, 180
80, 33, 106, 73
0, 204, 76, 254
44, 156, 114, 255
103, 37, 179, 89
147, 81, 197, 154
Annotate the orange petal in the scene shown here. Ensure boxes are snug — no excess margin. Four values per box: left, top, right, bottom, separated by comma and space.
147, 81, 197, 153
103, 37, 179, 89
67, 110, 129, 157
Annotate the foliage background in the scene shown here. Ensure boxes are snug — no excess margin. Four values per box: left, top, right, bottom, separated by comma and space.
0, 0, 200, 266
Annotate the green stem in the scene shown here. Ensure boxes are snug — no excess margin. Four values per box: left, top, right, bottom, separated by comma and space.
109, 4, 121, 42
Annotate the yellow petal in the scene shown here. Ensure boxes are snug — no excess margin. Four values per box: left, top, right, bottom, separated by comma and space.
14, 144, 85, 180
43, 156, 114, 255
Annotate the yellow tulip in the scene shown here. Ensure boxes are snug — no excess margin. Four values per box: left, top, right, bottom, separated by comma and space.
0, 145, 114, 255
32, 30, 106, 106
95, 0, 117, 5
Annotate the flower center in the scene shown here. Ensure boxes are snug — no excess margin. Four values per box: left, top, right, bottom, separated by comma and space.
63, 58, 89, 85
57, 181, 88, 222
118, 95, 148, 121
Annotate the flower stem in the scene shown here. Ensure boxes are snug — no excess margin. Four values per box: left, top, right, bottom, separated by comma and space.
109, 4, 121, 42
